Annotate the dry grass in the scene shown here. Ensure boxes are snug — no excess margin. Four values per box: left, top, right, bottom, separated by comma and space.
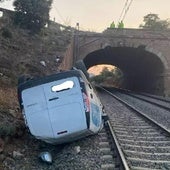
0, 87, 19, 110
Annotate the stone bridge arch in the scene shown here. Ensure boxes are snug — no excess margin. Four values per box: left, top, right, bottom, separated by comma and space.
62, 29, 170, 96
83, 45, 166, 95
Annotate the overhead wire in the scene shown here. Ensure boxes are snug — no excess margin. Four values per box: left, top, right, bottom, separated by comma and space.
53, 4, 66, 24
53, 4, 85, 30
117, 0, 129, 23
52, 5, 77, 28
121, 0, 134, 21
118, 0, 134, 24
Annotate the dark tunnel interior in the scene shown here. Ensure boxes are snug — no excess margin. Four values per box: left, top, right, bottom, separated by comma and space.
83, 46, 165, 95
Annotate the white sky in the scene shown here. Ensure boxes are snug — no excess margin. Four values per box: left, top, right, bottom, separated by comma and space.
0, 0, 170, 32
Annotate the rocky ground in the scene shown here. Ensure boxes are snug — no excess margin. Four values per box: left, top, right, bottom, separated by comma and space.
1, 131, 103, 170
0, 18, 73, 169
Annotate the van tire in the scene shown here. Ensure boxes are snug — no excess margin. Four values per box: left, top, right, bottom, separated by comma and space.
18, 75, 32, 85
74, 60, 89, 79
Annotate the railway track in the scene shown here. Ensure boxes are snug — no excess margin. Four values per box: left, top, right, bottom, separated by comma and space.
104, 87, 170, 110
99, 87, 170, 170
127, 93, 170, 110
100, 87, 170, 131
139, 92, 170, 103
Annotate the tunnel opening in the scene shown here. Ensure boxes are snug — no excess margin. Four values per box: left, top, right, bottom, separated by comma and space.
88, 64, 124, 88
83, 46, 165, 95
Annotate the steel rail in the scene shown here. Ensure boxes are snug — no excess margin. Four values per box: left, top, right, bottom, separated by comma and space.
100, 86, 170, 135
106, 120, 130, 170
124, 92, 170, 111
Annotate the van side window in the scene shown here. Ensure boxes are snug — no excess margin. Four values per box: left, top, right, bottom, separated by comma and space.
88, 84, 92, 89
90, 93, 93, 99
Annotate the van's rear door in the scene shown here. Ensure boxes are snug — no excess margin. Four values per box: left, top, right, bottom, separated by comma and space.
22, 85, 54, 138
43, 77, 87, 138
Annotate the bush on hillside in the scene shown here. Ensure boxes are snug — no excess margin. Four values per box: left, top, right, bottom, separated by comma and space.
13, 0, 53, 34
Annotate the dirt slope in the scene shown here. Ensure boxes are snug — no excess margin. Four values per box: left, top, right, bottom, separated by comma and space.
0, 18, 72, 169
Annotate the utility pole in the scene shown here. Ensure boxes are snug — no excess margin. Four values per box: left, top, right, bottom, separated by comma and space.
74, 22, 80, 63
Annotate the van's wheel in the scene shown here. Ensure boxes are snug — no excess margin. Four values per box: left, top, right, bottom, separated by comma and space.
74, 60, 89, 79
18, 75, 32, 85
102, 113, 109, 123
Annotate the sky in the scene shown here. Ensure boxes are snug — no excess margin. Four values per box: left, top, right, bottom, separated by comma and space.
0, 0, 170, 32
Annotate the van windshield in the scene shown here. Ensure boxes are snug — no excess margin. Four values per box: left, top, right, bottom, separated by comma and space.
51, 80, 74, 92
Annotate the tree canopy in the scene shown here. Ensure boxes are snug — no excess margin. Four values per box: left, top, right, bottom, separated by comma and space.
140, 13, 170, 31
90, 67, 123, 87
13, 0, 53, 33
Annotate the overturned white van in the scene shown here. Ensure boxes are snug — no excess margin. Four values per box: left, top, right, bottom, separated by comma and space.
18, 70, 105, 144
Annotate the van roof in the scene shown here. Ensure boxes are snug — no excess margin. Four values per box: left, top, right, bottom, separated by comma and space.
18, 70, 84, 92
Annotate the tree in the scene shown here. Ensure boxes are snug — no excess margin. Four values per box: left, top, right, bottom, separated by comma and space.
140, 13, 170, 31
90, 67, 123, 87
100, 67, 114, 78
13, 0, 53, 33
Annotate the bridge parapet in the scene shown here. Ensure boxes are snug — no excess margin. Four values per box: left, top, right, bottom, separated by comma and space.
103, 28, 170, 39
76, 29, 170, 69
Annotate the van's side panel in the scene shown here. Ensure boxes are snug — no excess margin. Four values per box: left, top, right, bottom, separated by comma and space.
85, 83, 103, 132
